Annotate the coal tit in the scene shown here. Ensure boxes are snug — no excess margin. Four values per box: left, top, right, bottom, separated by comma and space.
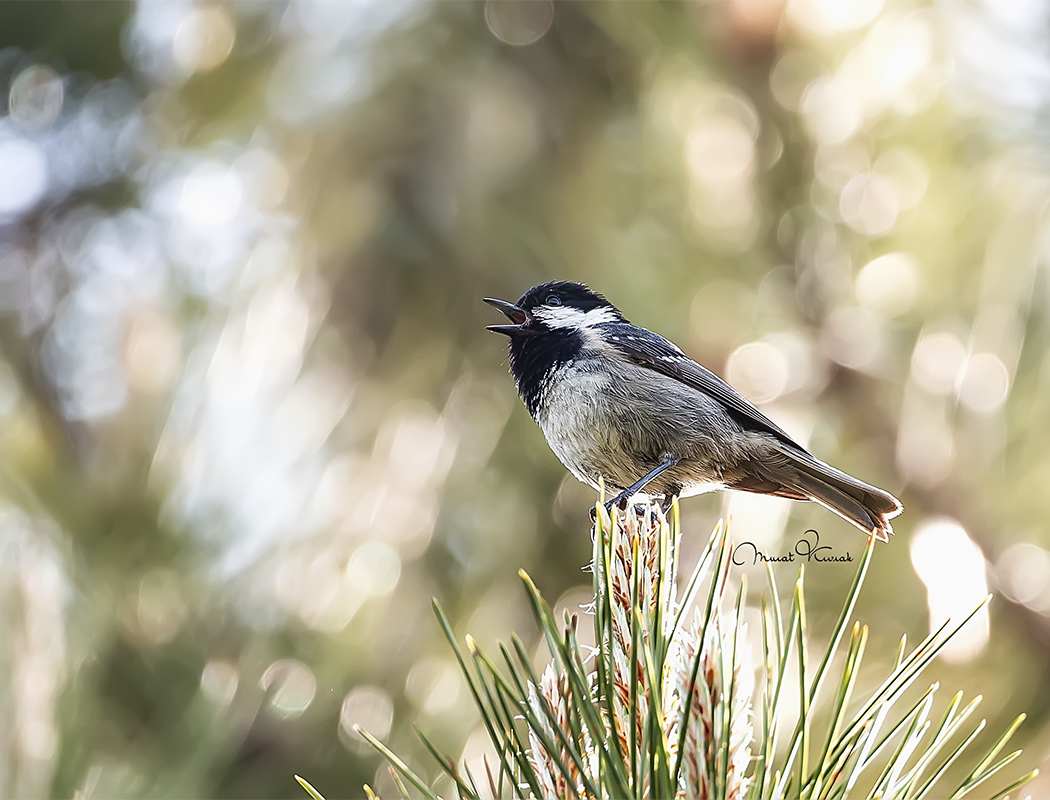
485, 281, 902, 541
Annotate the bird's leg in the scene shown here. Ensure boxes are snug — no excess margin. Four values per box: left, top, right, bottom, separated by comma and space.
603, 457, 681, 514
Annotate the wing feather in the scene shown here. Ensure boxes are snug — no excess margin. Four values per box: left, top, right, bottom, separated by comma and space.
598, 322, 802, 449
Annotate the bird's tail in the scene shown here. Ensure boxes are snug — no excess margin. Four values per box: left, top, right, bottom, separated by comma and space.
792, 458, 902, 542
736, 445, 903, 542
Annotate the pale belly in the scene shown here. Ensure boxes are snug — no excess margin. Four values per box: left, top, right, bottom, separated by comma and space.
534, 362, 740, 497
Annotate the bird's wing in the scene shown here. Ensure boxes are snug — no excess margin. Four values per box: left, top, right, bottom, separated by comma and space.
598, 321, 801, 448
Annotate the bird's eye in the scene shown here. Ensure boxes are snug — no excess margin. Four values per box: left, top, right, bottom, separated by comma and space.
546, 294, 562, 306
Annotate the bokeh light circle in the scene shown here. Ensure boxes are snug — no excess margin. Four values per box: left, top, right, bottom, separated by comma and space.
260, 659, 317, 718
485, 0, 554, 46
9, 64, 64, 129
855, 252, 918, 317
340, 686, 394, 745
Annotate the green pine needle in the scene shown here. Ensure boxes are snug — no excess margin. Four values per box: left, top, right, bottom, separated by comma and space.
298, 500, 1036, 800
294, 775, 326, 800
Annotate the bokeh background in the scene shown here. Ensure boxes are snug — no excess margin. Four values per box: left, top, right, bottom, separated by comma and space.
2, 0, 1050, 797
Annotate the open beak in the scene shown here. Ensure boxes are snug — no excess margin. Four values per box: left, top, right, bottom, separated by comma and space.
484, 297, 531, 336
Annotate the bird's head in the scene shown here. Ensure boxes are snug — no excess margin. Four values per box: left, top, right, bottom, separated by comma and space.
483, 281, 624, 337
483, 281, 626, 415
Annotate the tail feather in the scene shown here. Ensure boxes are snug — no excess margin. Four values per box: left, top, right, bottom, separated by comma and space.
734, 445, 903, 541
793, 469, 898, 542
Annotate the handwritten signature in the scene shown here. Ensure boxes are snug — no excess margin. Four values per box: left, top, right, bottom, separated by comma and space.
732, 529, 853, 566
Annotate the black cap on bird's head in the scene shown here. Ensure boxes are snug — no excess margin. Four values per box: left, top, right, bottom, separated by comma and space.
484, 281, 626, 416
483, 281, 624, 336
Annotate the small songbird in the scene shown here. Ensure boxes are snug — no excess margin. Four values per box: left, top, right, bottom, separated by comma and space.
485, 281, 902, 540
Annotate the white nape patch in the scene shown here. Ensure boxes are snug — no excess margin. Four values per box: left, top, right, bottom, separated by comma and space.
534, 305, 618, 329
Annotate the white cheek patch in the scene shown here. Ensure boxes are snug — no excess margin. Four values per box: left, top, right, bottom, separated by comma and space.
535, 305, 618, 329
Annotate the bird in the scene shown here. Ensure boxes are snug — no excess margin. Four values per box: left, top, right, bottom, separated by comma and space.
484, 281, 903, 541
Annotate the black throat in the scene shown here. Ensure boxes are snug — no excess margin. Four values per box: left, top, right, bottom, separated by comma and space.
507, 329, 584, 418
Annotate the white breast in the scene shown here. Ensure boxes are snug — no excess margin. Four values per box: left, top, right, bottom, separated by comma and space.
535, 364, 612, 490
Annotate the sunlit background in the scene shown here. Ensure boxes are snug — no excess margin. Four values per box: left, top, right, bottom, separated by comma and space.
2, 0, 1050, 797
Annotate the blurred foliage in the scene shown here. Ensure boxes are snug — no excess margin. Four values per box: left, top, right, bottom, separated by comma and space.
2, 0, 1050, 798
